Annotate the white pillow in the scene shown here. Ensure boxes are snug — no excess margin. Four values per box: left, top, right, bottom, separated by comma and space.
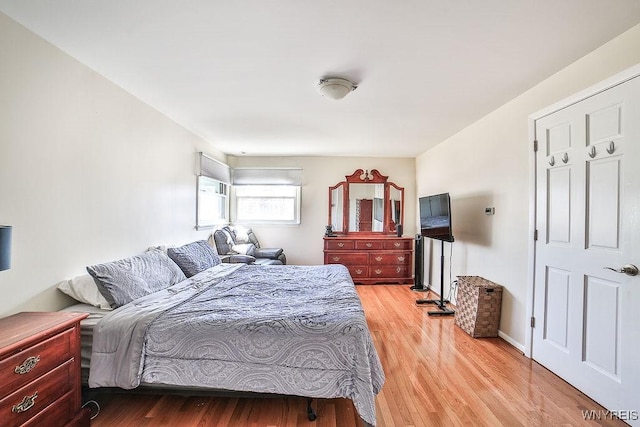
232, 225, 251, 243
57, 274, 112, 310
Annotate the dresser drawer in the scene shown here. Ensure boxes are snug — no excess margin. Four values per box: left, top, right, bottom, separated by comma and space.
370, 265, 411, 278
383, 239, 412, 250
324, 240, 355, 250
0, 359, 74, 426
354, 240, 384, 250
370, 252, 410, 265
22, 390, 75, 427
346, 266, 369, 279
325, 253, 368, 265
0, 328, 74, 399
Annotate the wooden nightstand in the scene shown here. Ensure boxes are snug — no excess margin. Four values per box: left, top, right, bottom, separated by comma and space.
0, 311, 90, 427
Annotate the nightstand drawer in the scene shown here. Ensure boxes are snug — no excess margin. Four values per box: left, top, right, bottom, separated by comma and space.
0, 328, 73, 398
22, 390, 75, 427
0, 359, 74, 426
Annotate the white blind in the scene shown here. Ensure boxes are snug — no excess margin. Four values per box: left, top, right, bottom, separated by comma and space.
232, 168, 303, 186
199, 153, 231, 183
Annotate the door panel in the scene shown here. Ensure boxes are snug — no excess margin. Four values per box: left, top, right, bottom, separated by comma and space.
586, 103, 622, 144
547, 122, 572, 153
547, 168, 571, 244
543, 267, 570, 349
587, 158, 621, 250
584, 275, 620, 379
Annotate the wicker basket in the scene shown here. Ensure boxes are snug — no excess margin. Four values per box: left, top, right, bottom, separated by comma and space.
455, 276, 503, 338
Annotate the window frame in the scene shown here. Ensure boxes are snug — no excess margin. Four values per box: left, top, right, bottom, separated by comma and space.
196, 176, 229, 230
231, 184, 301, 225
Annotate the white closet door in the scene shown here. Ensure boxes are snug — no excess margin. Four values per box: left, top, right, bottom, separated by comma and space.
533, 76, 640, 424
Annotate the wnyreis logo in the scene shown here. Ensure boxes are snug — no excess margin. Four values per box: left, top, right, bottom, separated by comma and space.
582, 409, 639, 421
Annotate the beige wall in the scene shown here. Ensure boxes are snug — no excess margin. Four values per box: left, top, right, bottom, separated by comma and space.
0, 13, 226, 317
3, 8, 639, 350
228, 156, 416, 266
416, 23, 640, 348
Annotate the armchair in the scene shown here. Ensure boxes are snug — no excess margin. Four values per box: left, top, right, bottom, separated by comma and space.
211, 225, 286, 265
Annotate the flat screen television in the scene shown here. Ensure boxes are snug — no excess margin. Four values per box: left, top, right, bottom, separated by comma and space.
419, 193, 454, 242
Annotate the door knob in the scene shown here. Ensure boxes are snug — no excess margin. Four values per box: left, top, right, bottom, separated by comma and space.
603, 264, 639, 276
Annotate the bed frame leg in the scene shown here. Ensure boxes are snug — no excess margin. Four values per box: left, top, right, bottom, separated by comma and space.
306, 398, 317, 421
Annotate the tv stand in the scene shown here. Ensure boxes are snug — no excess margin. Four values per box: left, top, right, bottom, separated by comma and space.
416, 239, 455, 316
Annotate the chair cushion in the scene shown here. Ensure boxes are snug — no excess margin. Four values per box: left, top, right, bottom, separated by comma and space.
253, 247, 283, 259
213, 229, 233, 255
231, 243, 256, 256
220, 254, 256, 264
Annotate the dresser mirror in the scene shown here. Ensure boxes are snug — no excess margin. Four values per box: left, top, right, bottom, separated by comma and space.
328, 169, 404, 235
329, 183, 345, 232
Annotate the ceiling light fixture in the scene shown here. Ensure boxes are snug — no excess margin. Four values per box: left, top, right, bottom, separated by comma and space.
317, 78, 357, 100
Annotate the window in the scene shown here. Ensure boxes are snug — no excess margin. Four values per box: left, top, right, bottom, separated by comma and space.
234, 185, 300, 224
196, 176, 228, 229
196, 153, 231, 229
232, 168, 302, 225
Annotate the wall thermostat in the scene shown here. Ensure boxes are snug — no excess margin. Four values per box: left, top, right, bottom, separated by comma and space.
485, 207, 495, 215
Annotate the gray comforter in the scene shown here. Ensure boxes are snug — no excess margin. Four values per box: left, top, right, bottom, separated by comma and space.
89, 263, 384, 425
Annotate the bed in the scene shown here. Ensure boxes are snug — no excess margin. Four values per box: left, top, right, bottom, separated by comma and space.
59, 242, 385, 426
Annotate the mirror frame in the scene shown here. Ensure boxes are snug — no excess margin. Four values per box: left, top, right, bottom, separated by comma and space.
328, 169, 405, 235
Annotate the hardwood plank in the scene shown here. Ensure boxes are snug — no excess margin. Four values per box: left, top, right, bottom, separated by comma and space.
89, 285, 625, 426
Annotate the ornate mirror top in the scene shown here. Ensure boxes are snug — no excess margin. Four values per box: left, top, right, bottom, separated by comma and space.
345, 169, 388, 184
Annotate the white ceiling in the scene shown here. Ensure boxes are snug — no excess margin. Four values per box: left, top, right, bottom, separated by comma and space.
2, 1, 640, 158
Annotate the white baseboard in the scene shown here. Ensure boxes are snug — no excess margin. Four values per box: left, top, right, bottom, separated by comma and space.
498, 330, 526, 354
422, 287, 526, 354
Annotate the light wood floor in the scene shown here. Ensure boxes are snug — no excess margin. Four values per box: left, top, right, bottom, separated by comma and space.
88, 285, 624, 426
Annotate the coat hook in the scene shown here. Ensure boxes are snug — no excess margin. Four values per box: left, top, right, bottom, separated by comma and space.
549, 156, 555, 167
606, 141, 615, 154
562, 153, 569, 164
588, 146, 596, 158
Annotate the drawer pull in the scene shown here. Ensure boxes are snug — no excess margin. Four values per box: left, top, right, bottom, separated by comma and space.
15, 355, 40, 375
397, 267, 402, 273
355, 269, 363, 275
397, 256, 405, 262
375, 256, 383, 262
365, 243, 372, 248
337, 242, 344, 248
12, 392, 38, 413
332, 256, 340, 262
394, 242, 401, 247
374, 269, 382, 275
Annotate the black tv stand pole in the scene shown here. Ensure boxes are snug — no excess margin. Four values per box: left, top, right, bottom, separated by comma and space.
416, 239, 455, 316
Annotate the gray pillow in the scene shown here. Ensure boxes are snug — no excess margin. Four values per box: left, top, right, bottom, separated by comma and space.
87, 250, 186, 308
167, 240, 222, 278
